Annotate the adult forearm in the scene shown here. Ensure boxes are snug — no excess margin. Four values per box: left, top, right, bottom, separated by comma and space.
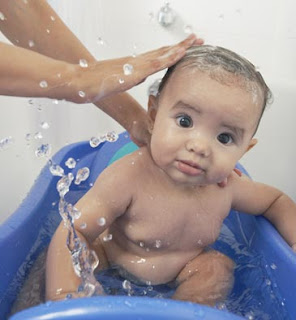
0, 0, 145, 140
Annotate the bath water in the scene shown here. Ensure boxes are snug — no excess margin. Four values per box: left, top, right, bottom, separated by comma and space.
10, 204, 290, 319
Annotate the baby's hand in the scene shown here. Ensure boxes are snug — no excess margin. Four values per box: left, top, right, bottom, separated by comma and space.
75, 34, 203, 103
218, 168, 242, 188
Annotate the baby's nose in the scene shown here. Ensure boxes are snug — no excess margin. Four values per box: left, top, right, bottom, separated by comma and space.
186, 136, 211, 157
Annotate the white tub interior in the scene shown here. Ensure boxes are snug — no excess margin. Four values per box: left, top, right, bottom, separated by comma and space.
0, 0, 296, 223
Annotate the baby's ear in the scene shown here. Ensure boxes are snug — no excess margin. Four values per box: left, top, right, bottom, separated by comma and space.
245, 138, 258, 154
147, 95, 158, 133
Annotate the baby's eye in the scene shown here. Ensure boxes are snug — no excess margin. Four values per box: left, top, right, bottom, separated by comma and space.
217, 133, 233, 145
176, 115, 193, 128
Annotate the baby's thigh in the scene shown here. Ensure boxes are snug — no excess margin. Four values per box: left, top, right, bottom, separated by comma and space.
174, 250, 235, 305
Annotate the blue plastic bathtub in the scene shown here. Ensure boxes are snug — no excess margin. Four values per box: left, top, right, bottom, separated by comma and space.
0, 132, 295, 320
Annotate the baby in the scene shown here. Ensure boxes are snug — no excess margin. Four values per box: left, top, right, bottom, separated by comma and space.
46, 45, 296, 306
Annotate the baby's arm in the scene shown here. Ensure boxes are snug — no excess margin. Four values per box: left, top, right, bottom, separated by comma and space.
231, 174, 296, 249
46, 161, 133, 301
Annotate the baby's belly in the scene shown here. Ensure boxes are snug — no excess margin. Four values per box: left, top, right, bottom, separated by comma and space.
101, 234, 202, 285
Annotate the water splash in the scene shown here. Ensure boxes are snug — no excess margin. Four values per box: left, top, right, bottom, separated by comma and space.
79, 59, 88, 68
97, 217, 106, 226
34, 132, 43, 140
0, 136, 14, 151
65, 157, 76, 169
75, 167, 90, 185
35, 143, 51, 158
123, 64, 134, 76
183, 25, 193, 34
39, 81, 48, 88
105, 131, 119, 142
58, 198, 104, 297
89, 137, 100, 148
78, 91, 86, 98
57, 173, 74, 197
49, 163, 65, 177
40, 121, 50, 130
158, 2, 176, 27
28, 40, 35, 48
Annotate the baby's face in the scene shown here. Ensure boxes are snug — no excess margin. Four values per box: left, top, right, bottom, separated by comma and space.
149, 67, 262, 186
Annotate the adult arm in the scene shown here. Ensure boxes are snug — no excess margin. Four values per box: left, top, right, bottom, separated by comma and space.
0, 0, 202, 145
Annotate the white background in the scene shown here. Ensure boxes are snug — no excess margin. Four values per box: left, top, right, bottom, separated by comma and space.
0, 0, 296, 223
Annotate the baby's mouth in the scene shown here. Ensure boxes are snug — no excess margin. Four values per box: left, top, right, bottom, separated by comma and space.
177, 160, 204, 176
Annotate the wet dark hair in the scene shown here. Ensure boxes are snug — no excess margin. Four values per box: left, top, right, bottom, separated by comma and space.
156, 45, 272, 134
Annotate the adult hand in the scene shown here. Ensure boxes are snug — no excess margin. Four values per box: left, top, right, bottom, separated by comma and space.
74, 34, 203, 103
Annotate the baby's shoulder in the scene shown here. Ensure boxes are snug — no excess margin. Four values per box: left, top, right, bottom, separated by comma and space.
103, 146, 152, 176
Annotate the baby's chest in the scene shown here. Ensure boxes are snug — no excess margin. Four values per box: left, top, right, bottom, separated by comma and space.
119, 188, 231, 249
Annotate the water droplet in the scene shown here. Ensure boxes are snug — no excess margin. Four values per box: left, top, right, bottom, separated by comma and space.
28, 99, 34, 105
105, 131, 119, 142
183, 25, 193, 34
245, 312, 255, 320
0, 12, 5, 21
35, 143, 51, 157
78, 91, 86, 98
52, 99, 59, 105
97, 217, 106, 226
57, 173, 74, 197
25, 133, 32, 141
148, 12, 154, 21
265, 279, 271, 286
40, 121, 50, 130
66, 294, 72, 299
50, 15, 56, 21
39, 80, 48, 88
155, 240, 162, 248
270, 263, 277, 270
148, 78, 162, 97
216, 302, 227, 310
80, 222, 87, 229
97, 37, 105, 45
28, 40, 35, 47
0, 136, 14, 151
71, 206, 81, 220
139, 241, 145, 247
158, 3, 176, 27
218, 14, 225, 20
103, 234, 113, 242
75, 167, 90, 185
49, 163, 64, 177
34, 132, 43, 139
89, 136, 102, 148
123, 64, 134, 75
122, 280, 132, 291
79, 59, 88, 68
136, 258, 146, 264
65, 157, 76, 169
119, 78, 125, 84
46, 29, 50, 34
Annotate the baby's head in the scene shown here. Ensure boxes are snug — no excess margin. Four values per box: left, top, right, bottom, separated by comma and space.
148, 45, 272, 186
155, 45, 272, 134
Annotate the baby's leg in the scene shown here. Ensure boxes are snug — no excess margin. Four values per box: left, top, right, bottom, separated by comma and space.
173, 250, 235, 306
